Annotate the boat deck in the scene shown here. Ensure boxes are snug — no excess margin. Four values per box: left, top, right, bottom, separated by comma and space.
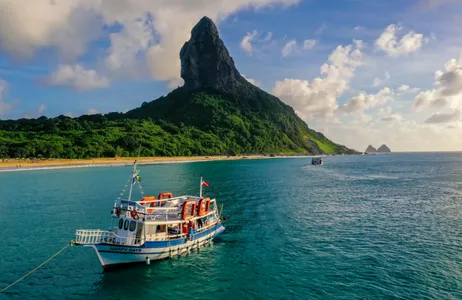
112, 195, 219, 224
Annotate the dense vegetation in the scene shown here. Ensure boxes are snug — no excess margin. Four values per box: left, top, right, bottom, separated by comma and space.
0, 87, 355, 159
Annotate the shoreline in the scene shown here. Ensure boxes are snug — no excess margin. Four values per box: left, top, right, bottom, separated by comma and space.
0, 154, 337, 173
0, 155, 292, 172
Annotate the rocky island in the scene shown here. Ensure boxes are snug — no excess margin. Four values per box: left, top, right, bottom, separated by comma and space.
365, 145, 377, 154
377, 144, 391, 153
364, 144, 391, 154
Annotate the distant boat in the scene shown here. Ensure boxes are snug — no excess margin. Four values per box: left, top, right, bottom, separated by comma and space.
72, 161, 226, 269
312, 157, 323, 166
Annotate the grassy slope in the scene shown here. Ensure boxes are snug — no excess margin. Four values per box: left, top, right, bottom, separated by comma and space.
0, 86, 356, 159
127, 86, 356, 155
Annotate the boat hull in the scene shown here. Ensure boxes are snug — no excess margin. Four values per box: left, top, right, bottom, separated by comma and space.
86, 224, 225, 269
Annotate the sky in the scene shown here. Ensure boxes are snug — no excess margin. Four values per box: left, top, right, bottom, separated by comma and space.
0, 0, 462, 152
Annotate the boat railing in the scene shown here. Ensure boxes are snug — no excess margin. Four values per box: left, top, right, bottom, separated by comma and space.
115, 196, 215, 215
75, 229, 142, 246
119, 195, 202, 208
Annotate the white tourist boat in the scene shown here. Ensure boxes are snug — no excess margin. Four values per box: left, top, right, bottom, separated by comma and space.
72, 161, 226, 269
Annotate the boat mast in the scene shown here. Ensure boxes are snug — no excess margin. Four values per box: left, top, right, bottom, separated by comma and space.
199, 176, 203, 198
128, 160, 137, 201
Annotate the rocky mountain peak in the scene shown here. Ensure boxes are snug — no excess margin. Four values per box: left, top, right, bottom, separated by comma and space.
365, 145, 377, 153
377, 144, 391, 153
180, 16, 246, 92
190, 16, 219, 40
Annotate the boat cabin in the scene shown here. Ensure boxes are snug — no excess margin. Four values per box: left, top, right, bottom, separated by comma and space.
107, 194, 220, 246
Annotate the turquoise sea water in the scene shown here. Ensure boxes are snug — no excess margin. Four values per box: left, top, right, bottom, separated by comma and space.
0, 153, 461, 299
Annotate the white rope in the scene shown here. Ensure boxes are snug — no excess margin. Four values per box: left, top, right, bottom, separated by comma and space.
136, 180, 144, 196
0, 244, 70, 294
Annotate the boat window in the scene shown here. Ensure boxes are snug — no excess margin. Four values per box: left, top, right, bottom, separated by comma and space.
118, 218, 123, 229
124, 219, 129, 230
129, 221, 136, 232
168, 225, 180, 235
157, 225, 166, 233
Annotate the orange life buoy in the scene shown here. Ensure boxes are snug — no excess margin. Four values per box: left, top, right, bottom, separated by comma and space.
197, 197, 211, 216
130, 209, 139, 219
158, 192, 173, 200
139, 196, 157, 213
147, 208, 155, 214
181, 200, 196, 220
139, 196, 156, 206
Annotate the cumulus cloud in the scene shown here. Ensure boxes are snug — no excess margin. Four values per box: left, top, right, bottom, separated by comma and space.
46, 64, 110, 91
23, 104, 47, 118
38, 104, 47, 114
282, 40, 297, 57
87, 108, 99, 115
0, 0, 300, 86
115, 0, 299, 84
372, 71, 390, 87
314, 23, 327, 35
378, 106, 393, 116
240, 30, 258, 55
105, 18, 157, 78
338, 87, 393, 114
437, 57, 462, 97
0, 0, 102, 60
375, 24, 426, 57
324, 118, 462, 152
0, 79, 14, 117
281, 39, 316, 57
246, 78, 260, 86
272, 40, 364, 121
167, 78, 185, 89
240, 30, 275, 56
303, 39, 317, 50
413, 52, 462, 110
380, 114, 403, 122
242, 74, 260, 87
414, 90, 441, 110
264, 32, 273, 41
397, 85, 420, 94
424, 109, 461, 124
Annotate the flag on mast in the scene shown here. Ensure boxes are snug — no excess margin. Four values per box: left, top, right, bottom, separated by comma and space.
132, 168, 141, 184
132, 174, 141, 184
199, 177, 210, 198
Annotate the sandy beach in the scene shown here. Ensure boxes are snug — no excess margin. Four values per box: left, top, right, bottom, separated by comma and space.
0, 155, 272, 172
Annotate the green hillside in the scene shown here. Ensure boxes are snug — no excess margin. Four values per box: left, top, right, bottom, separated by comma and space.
0, 87, 355, 159
128, 86, 355, 155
